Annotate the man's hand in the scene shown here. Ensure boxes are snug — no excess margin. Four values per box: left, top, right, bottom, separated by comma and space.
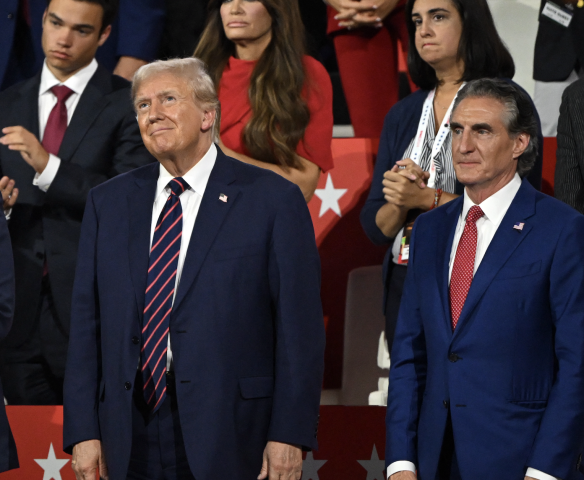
0, 177, 18, 211
71, 439, 108, 480
390, 471, 417, 479
113, 56, 148, 81
0, 127, 49, 174
257, 441, 302, 480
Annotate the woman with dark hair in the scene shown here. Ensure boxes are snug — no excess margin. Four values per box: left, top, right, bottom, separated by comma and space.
360, 0, 543, 355
194, 0, 333, 202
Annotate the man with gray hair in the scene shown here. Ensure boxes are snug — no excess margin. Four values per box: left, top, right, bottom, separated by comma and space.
386, 78, 584, 480
63, 58, 325, 480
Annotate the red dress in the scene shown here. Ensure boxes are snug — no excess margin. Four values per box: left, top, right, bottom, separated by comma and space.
218, 55, 334, 172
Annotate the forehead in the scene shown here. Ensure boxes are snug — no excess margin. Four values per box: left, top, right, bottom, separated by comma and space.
412, 0, 455, 14
47, 0, 103, 28
451, 96, 507, 125
136, 73, 192, 98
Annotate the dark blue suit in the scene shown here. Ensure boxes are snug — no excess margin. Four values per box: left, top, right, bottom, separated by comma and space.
63, 149, 325, 479
0, 215, 19, 473
386, 179, 584, 479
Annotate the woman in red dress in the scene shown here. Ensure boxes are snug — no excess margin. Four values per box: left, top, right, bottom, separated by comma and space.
195, 0, 334, 202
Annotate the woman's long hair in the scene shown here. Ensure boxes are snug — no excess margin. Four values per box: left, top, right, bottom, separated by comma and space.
405, 0, 515, 90
195, 0, 309, 170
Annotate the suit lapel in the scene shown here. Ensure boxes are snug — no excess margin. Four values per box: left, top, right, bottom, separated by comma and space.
58, 65, 111, 161
14, 73, 41, 138
452, 180, 536, 338
172, 150, 241, 313
127, 163, 159, 322
436, 197, 464, 334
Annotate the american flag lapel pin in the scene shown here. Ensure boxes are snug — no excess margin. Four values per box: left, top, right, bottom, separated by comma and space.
513, 222, 525, 231
219, 193, 228, 203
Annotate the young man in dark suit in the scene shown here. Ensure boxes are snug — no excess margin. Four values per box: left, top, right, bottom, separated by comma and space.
0, 0, 154, 405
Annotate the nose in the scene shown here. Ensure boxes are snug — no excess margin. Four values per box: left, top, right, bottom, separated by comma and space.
418, 18, 432, 38
148, 101, 164, 123
456, 129, 475, 154
56, 27, 73, 47
230, 0, 244, 14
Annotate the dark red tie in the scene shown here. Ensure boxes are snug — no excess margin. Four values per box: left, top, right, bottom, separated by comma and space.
42, 86, 74, 156
449, 206, 484, 330
141, 177, 189, 413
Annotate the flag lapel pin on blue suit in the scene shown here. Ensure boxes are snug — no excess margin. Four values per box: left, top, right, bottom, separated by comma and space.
513, 222, 525, 231
219, 193, 228, 203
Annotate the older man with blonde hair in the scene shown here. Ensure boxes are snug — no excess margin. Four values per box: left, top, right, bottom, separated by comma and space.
63, 57, 325, 480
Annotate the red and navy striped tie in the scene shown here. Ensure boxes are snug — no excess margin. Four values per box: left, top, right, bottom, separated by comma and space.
141, 177, 189, 412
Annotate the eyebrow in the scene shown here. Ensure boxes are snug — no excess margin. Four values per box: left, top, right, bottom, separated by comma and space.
449, 122, 494, 132
412, 7, 450, 17
47, 12, 96, 32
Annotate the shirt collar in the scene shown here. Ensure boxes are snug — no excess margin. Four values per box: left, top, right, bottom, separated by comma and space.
462, 173, 522, 227
39, 58, 98, 97
156, 143, 218, 199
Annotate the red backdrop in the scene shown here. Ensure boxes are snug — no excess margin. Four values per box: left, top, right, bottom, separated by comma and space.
3, 406, 388, 480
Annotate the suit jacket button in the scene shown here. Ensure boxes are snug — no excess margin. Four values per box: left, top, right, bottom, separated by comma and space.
124, 381, 132, 390
443, 400, 449, 409
449, 353, 460, 363
132, 336, 139, 345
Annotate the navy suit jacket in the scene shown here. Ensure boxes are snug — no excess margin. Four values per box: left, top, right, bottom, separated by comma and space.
386, 179, 584, 480
0, 66, 154, 349
63, 150, 325, 480
0, 215, 19, 473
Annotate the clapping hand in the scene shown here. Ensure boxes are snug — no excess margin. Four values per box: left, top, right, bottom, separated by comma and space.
0, 177, 18, 212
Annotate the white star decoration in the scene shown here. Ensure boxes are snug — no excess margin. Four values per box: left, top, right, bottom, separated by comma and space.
302, 451, 327, 480
314, 174, 347, 217
358, 445, 386, 480
34, 443, 70, 480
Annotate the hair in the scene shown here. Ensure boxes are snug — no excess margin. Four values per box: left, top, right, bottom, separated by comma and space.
46, 0, 119, 33
452, 78, 538, 176
194, 0, 309, 170
405, 0, 515, 90
132, 58, 222, 142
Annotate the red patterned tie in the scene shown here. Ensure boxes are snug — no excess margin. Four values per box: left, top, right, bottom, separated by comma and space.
42, 86, 74, 156
449, 205, 484, 330
141, 177, 189, 413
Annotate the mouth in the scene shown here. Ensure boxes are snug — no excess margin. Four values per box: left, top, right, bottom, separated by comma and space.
51, 50, 70, 59
227, 22, 249, 27
150, 128, 171, 136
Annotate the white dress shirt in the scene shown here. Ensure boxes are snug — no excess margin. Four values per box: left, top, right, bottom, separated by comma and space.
35, 59, 98, 192
387, 174, 558, 480
149, 144, 217, 370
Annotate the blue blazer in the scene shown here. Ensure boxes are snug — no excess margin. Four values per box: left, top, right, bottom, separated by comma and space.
360, 82, 544, 301
63, 149, 325, 480
386, 179, 584, 480
0, 214, 18, 473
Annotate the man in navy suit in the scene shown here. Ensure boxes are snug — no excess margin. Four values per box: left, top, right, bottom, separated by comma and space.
386, 79, 584, 480
63, 57, 325, 480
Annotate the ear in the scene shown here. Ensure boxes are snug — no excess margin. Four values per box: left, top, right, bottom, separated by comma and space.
97, 24, 112, 47
42, 8, 47, 26
201, 109, 217, 133
512, 133, 530, 160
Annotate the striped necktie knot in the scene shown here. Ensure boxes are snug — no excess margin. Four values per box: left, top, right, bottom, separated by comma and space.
168, 177, 190, 197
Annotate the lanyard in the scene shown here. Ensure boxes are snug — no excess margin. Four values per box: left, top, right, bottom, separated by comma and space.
409, 84, 465, 189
